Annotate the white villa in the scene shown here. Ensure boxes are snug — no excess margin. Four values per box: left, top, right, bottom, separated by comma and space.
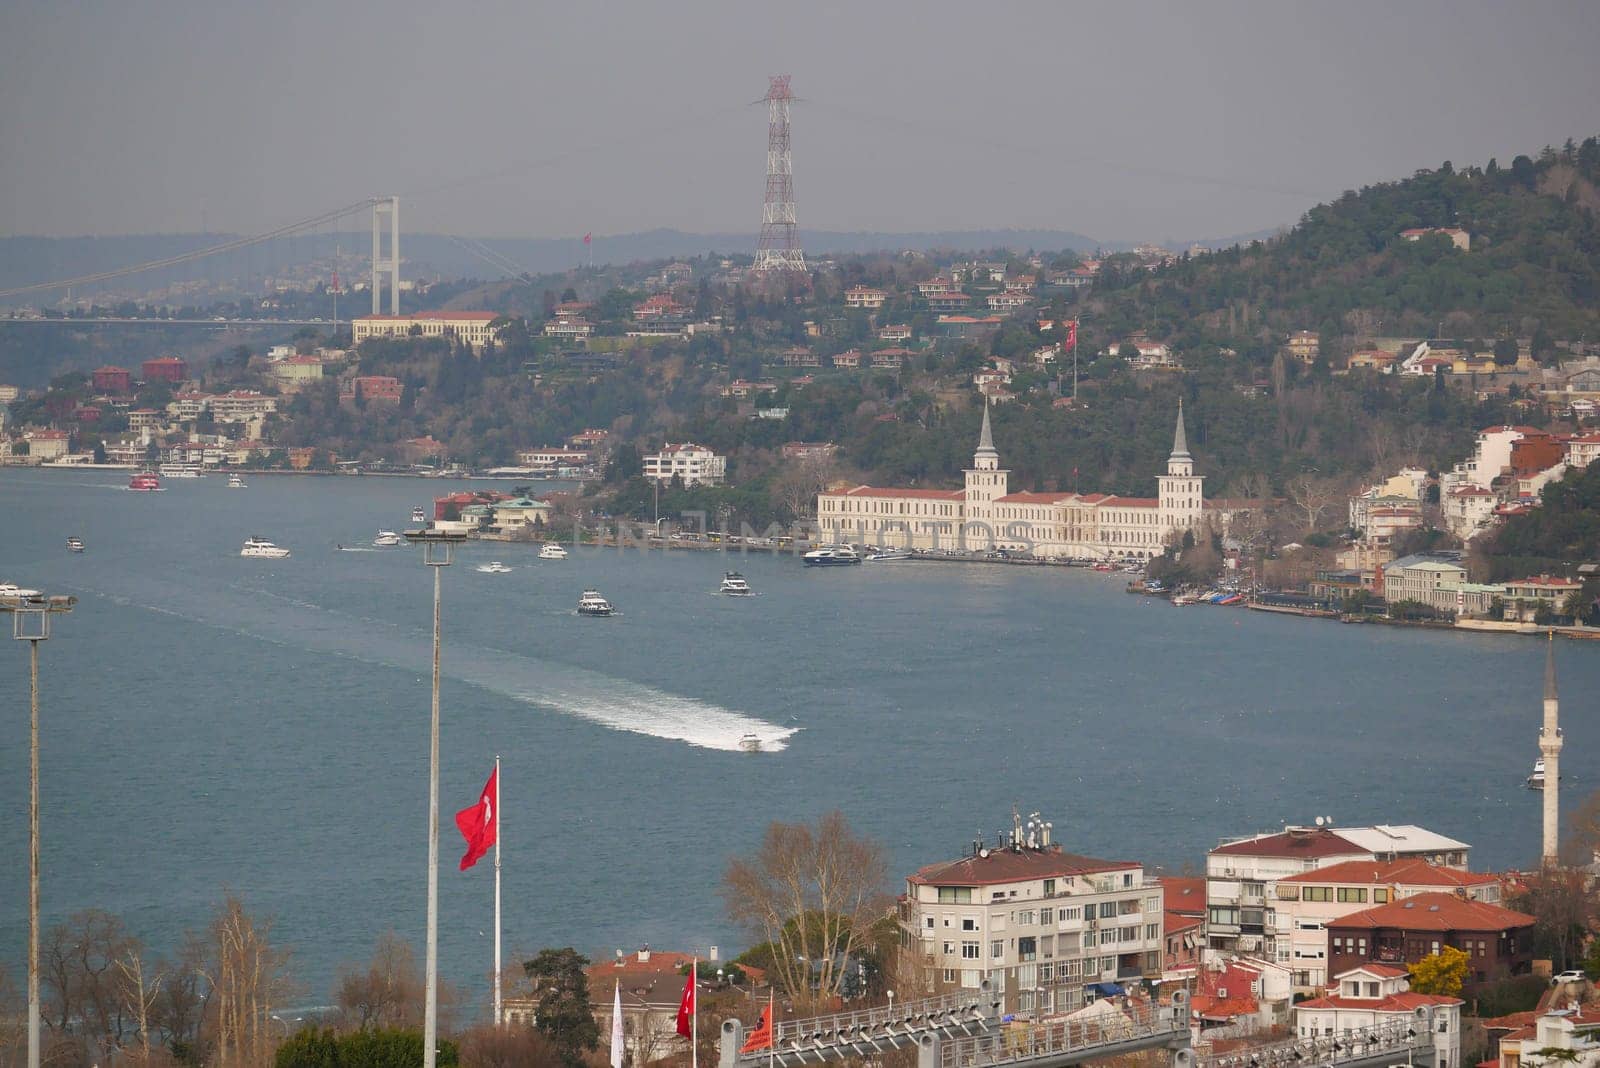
817, 402, 1208, 560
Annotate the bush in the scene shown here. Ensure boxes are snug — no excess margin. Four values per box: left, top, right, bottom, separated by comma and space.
276, 1027, 459, 1068
1469, 975, 1547, 1018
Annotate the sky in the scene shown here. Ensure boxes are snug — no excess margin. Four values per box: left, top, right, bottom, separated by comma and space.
1, 1, 1597, 245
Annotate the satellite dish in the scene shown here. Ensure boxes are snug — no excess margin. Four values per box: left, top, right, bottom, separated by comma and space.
1314, 817, 1324, 827
979, 848, 991, 859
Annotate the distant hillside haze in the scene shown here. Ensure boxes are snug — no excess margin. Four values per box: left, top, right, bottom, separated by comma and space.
0, 226, 1274, 307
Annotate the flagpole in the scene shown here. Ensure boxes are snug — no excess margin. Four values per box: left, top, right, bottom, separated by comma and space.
768, 989, 775, 1068
691, 959, 698, 1068
493, 754, 502, 1028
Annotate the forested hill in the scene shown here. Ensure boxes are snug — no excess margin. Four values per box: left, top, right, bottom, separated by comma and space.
1087, 138, 1600, 351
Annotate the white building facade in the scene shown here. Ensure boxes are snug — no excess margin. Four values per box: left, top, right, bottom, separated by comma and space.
643, 443, 726, 486
1295, 966, 1462, 1068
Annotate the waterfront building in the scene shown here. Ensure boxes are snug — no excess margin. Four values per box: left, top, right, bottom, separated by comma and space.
24, 429, 70, 461
897, 818, 1162, 1017
1381, 554, 1469, 611
1294, 966, 1462, 1068
1324, 892, 1534, 985
353, 311, 503, 353
208, 390, 279, 424
817, 402, 1206, 561
643, 443, 725, 486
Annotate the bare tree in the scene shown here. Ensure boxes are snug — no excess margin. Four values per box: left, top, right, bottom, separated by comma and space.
116, 951, 165, 1067
151, 934, 205, 1058
0, 963, 24, 1068
1284, 474, 1338, 534
334, 931, 423, 1032
722, 812, 888, 1009
197, 894, 293, 1068
41, 909, 138, 1048
456, 1022, 562, 1068
770, 458, 834, 523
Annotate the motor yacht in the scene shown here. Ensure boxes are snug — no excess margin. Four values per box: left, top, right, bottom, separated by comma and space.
240, 537, 291, 559
66, 537, 85, 553
802, 545, 861, 567
739, 734, 763, 753
128, 472, 162, 491
227, 474, 247, 489
720, 571, 752, 595
577, 589, 613, 615
373, 530, 405, 548
476, 561, 513, 574
538, 543, 568, 560
0, 583, 43, 604
411, 507, 428, 524
158, 463, 205, 478
862, 548, 911, 562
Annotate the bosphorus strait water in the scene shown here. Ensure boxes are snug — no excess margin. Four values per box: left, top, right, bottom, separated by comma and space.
0, 468, 1592, 1009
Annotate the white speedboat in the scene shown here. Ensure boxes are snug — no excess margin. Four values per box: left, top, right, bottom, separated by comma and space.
227, 474, 247, 489
476, 561, 513, 574
577, 589, 613, 615
1526, 758, 1561, 790
0, 583, 43, 603
240, 537, 290, 559
373, 530, 405, 548
720, 571, 753, 595
411, 507, 428, 524
159, 463, 205, 478
739, 734, 763, 753
803, 545, 861, 567
863, 548, 911, 562
66, 537, 85, 553
539, 543, 568, 560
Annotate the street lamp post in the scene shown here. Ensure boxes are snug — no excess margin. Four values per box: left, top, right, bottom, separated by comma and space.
3, 592, 75, 1068
406, 531, 466, 1068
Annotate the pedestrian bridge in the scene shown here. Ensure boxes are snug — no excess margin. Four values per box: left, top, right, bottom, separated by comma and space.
721, 990, 1437, 1068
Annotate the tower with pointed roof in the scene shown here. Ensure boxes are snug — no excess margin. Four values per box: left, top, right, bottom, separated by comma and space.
1540, 633, 1562, 866
1158, 399, 1205, 536
964, 400, 1008, 518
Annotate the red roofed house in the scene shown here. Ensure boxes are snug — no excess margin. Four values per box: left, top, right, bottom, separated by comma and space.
1275, 859, 1500, 992
141, 356, 188, 383
1326, 892, 1535, 985
844, 285, 887, 309
1295, 965, 1462, 1068
1495, 1003, 1600, 1068
1191, 956, 1292, 1033
1502, 575, 1582, 610
897, 819, 1162, 1018
92, 366, 133, 394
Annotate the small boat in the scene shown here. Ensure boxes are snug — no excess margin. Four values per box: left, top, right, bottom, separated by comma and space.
802, 546, 861, 567
0, 583, 43, 603
240, 537, 291, 559
411, 507, 428, 524
158, 463, 205, 478
1527, 758, 1561, 790
128, 472, 162, 491
538, 543, 568, 560
1171, 594, 1196, 606
373, 530, 405, 548
863, 548, 912, 562
720, 571, 752, 595
739, 734, 762, 753
227, 474, 247, 489
66, 537, 85, 553
1092, 562, 1114, 572
476, 561, 513, 574
577, 589, 613, 616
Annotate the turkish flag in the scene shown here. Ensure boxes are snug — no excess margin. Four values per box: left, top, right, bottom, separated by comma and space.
674, 964, 696, 1038
454, 767, 497, 871
739, 1001, 773, 1053
583, 232, 592, 245
1065, 320, 1078, 351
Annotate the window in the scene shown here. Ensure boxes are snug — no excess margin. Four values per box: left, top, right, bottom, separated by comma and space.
1374, 889, 1389, 903
1099, 902, 1117, 919
1302, 887, 1332, 902
1337, 888, 1367, 903
1019, 937, 1037, 962
1061, 907, 1081, 921
1146, 924, 1159, 940
1043, 879, 1056, 896
961, 970, 980, 989
942, 969, 957, 984
1018, 910, 1036, 926
1123, 874, 1134, 887
1040, 908, 1053, 925
1101, 956, 1117, 973
925, 917, 935, 929
961, 941, 980, 960
938, 887, 973, 904
962, 918, 978, 931
943, 941, 954, 956
991, 940, 1004, 959
1083, 929, 1096, 948
1040, 962, 1054, 982
1119, 899, 1141, 915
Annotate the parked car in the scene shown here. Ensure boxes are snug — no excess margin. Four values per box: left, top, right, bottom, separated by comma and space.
1553, 970, 1586, 985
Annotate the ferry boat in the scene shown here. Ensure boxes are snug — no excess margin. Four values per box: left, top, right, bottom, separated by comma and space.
240, 537, 291, 559
373, 530, 405, 548
158, 463, 205, 478
128, 472, 163, 492
720, 571, 752, 595
476, 561, 513, 574
538, 543, 568, 560
411, 507, 428, 524
802, 546, 861, 567
739, 734, 763, 753
227, 474, 247, 489
577, 589, 613, 616
66, 537, 85, 553
863, 548, 911, 562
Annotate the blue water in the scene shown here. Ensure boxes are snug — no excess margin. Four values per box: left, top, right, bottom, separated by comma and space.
0, 468, 1591, 1011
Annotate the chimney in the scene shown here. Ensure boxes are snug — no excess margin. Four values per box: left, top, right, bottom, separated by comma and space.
638, 945, 651, 963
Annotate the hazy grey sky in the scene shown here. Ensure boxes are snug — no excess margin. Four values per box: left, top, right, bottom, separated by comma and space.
2, 1, 1596, 243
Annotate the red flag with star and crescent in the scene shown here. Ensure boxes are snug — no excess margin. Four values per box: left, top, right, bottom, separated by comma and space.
454, 767, 498, 871
674, 961, 696, 1038
1065, 319, 1078, 351
583, 232, 592, 246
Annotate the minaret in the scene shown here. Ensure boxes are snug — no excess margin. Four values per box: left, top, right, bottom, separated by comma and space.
1158, 399, 1204, 534
964, 400, 1007, 518
1541, 633, 1562, 866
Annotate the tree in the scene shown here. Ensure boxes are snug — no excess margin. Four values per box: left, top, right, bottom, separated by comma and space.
1285, 474, 1339, 533
1409, 946, 1469, 996
275, 1026, 458, 1068
1509, 870, 1595, 970
199, 894, 294, 1068
1493, 338, 1519, 367
335, 931, 423, 1032
455, 1023, 561, 1068
41, 908, 139, 1047
521, 948, 598, 1068
722, 812, 889, 1009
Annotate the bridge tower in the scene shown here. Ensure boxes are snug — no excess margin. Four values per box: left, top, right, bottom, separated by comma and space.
753, 76, 806, 273
371, 196, 400, 315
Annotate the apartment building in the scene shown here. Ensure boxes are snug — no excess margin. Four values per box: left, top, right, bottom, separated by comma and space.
1294, 966, 1462, 1068
353, 312, 503, 353
643, 442, 726, 486
898, 817, 1162, 1018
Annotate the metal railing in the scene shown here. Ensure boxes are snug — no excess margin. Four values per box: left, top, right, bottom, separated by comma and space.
1198, 1020, 1433, 1068
937, 995, 1187, 1068
726, 989, 999, 1068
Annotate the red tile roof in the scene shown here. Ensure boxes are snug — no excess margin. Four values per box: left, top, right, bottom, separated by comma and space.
1330, 891, 1535, 933
1297, 992, 1461, 1011
1212, 828, 1366, 860
1162, 877, 1208, 915
1279, 859, 1498, 889
908, 845, 1135, 887
1164, 911, 1201, 934
1481, 1011, 1537, 1031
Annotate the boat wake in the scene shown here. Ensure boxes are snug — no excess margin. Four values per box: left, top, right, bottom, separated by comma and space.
75, 578, 797, 753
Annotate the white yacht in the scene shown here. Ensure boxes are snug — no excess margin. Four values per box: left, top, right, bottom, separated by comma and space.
803, 545, 861, 567
0, 583, 43, 603
373, 530, 405, 548
66, 537, 85, 553
720, 571, 753, 596
476, 561, 513, 574
1527, 757, 1560, 790
739, 734, 763, 753
240, 537, 290, 559
411, 507, 428, 524
227, 473, 247, 489
538, 543, 568, 560
159, 463, 205, 478
577, 589, 613, 616
863, 548, 911, 562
